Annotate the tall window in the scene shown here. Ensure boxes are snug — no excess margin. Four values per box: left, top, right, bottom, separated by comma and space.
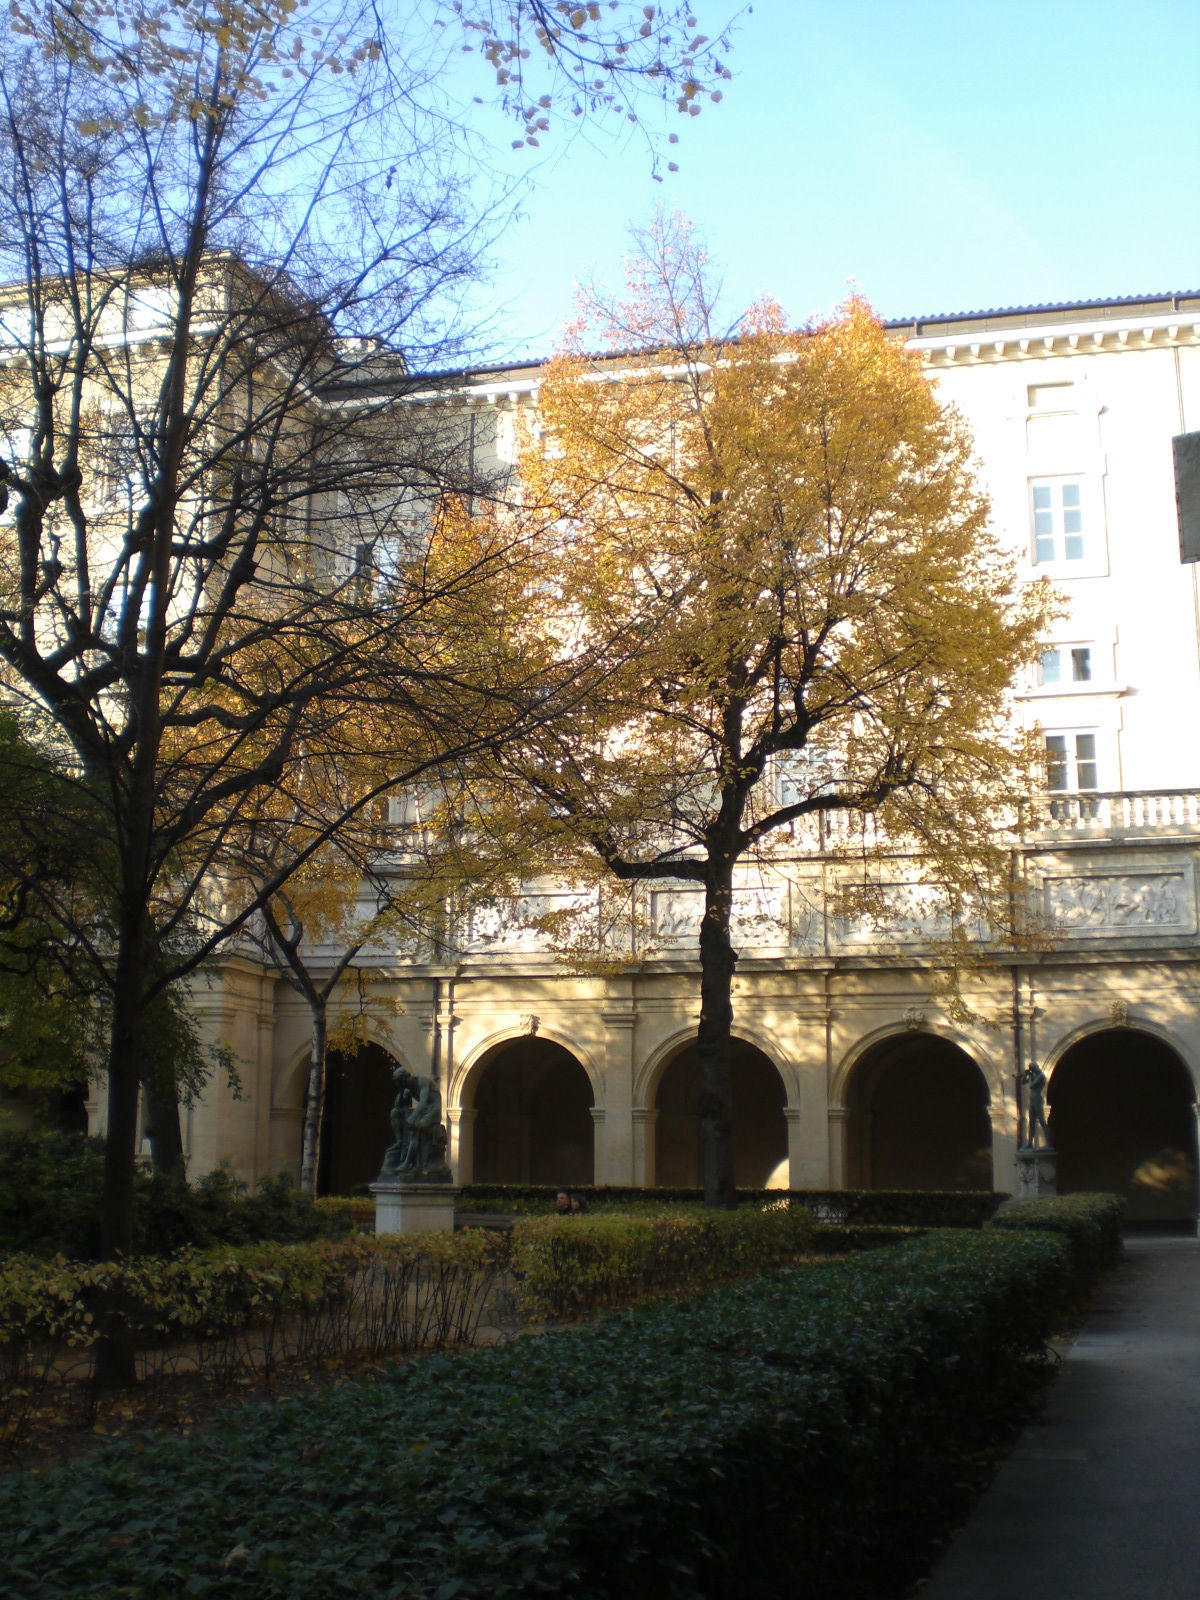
1038, 644, 1093, 686
1044, 730, 1102, 821
1031, 478, 1085, 565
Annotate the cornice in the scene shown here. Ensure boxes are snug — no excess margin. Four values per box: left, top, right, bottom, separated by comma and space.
906, 309, 1200, 368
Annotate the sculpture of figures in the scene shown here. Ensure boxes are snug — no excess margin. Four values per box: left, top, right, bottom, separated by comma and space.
380, 1067, 450, 1179
1021, 1061, 1050, 1150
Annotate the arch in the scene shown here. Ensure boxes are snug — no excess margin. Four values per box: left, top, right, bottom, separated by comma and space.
844, 1032, 993, 1191
463, 1036, 595, 1186
637, 1020, 798, 1113
1047, 1027, 1197, 1224
316, 1041, 403, 1196
653, 1035, 789, 1189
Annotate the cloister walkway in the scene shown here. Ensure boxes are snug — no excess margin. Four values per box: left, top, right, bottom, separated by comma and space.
919, 1232, 1200, 1599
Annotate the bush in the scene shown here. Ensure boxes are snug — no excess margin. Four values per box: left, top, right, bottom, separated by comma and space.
509, 1205, 815, 1319
0, 1131, 353, 1257
0, 1228, 1082, 1600
0, 1230, 506, 1447
988, 1192, 1125, 1302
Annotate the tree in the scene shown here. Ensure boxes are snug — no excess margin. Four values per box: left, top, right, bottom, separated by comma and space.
470, 217, 1055, 1207
231, 752, 421, 1198
0, 0, 729, 1334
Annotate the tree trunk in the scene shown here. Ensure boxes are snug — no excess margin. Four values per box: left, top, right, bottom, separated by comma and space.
94, 928, 148, 1389
299, 1004, 329, 1198
696, 863, 738, 1209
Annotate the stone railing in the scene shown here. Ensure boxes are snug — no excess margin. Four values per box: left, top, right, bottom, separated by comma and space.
1018, 789, 1200, 840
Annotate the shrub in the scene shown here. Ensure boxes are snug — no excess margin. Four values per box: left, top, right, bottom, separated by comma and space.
0, 1132, 353, 1258
0, 1228, 1080, 1600
988, 1192, 1125, 1302
0, 1229, 507, 1448
509, 1205, 815, 1319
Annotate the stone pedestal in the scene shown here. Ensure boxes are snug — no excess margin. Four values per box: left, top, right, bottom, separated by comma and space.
371, 1180, 459, 1236
1015, 1145, 1058, 1199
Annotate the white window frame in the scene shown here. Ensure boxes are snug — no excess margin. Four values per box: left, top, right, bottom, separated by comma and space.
1037, 641, 1094, 688
1027, 473, 1107, 579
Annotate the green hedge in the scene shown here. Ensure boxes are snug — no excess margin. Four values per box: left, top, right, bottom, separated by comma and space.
510, 1205, 815, 1319
0, 1231, 505, 1448
0, 1228, 1081, 1599
0, 1132, 350, 1257
988, 1192, 1125, 1301
459, 1184, 1008, 1227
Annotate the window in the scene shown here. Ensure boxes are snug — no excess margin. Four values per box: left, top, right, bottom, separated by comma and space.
1045, 730, 1101, 820
1038, 645, 1092, 686
1045, 732, 1098, 793
1031, 477, 1085, 565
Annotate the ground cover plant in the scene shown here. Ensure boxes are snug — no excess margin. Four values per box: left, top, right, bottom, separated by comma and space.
0, 1222, 1097, 1599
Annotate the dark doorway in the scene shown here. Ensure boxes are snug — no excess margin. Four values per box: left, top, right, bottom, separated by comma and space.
471, 1038, 594, 1185
654, 1038, 788, 1188
316, 1043, 399, 1195
1049, 1030, 1197, 1223
847, 1035, 993, 1190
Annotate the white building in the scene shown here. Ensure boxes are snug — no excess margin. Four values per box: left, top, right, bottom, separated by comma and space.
181, 291, 1200, 1221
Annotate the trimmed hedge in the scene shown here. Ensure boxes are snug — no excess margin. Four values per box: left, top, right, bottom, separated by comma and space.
0, 1231, 504, 1448
0, 1228, 1082, 1599
509, 1205, 815, 1319
988, 1192, 1125, 1302
459, 1183, 1008, 1227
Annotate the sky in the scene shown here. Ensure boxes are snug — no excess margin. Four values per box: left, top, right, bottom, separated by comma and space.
462, 0, 1200, 363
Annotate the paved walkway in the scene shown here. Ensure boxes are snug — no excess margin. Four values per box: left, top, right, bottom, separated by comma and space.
919, 1234, 1200, 1599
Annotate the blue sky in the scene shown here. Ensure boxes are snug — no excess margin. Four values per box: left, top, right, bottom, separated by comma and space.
467, 0, 1200, 361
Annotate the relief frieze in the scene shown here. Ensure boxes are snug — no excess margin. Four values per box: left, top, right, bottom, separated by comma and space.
1044, 871, 1192, 935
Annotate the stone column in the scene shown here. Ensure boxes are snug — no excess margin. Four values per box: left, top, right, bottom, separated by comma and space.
991, 1085, 1021, 1196
598, 1009, 636, 1184
633, 1107, 659, 1188
827, 1106, 849, 1190
589, 1106, 606, 1184
449, 1105, 475, 1183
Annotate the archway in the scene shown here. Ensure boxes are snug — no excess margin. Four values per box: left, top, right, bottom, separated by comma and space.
469, 1038, 594, 1185
1049, 1029, 1197, 1223
846, 1034, 993, 1191
316, 1042, 399, 1196
654, 1038, 788, 1188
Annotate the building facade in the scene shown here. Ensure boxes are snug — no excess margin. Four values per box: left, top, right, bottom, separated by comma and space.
158, 293, 1200, 1220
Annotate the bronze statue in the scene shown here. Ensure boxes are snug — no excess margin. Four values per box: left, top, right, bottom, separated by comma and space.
380, 1065, 450, 1180
1020, 1061, 1050, 1149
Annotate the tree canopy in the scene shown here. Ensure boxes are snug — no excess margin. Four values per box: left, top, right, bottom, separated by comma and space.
463, 216, 1055, 1205
0, 1, 727, 1341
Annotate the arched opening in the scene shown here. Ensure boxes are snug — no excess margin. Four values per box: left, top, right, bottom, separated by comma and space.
1049, 1029, 1197, 1223
847, 1034, 993, 1191
469, 1038, 594, 1185
654, 1038, 788, 1189
315, 1042, 399, 1196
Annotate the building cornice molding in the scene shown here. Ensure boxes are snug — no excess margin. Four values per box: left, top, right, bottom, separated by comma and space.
907, 309, 1200, 367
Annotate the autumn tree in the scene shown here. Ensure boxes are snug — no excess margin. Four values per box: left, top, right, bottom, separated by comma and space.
472, 217, 1054, 1207
0, 0, 730, 1339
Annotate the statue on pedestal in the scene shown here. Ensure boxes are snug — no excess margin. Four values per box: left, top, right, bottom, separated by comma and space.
1020, 1061, 1051, 1150
379, 1065, 450, 1181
